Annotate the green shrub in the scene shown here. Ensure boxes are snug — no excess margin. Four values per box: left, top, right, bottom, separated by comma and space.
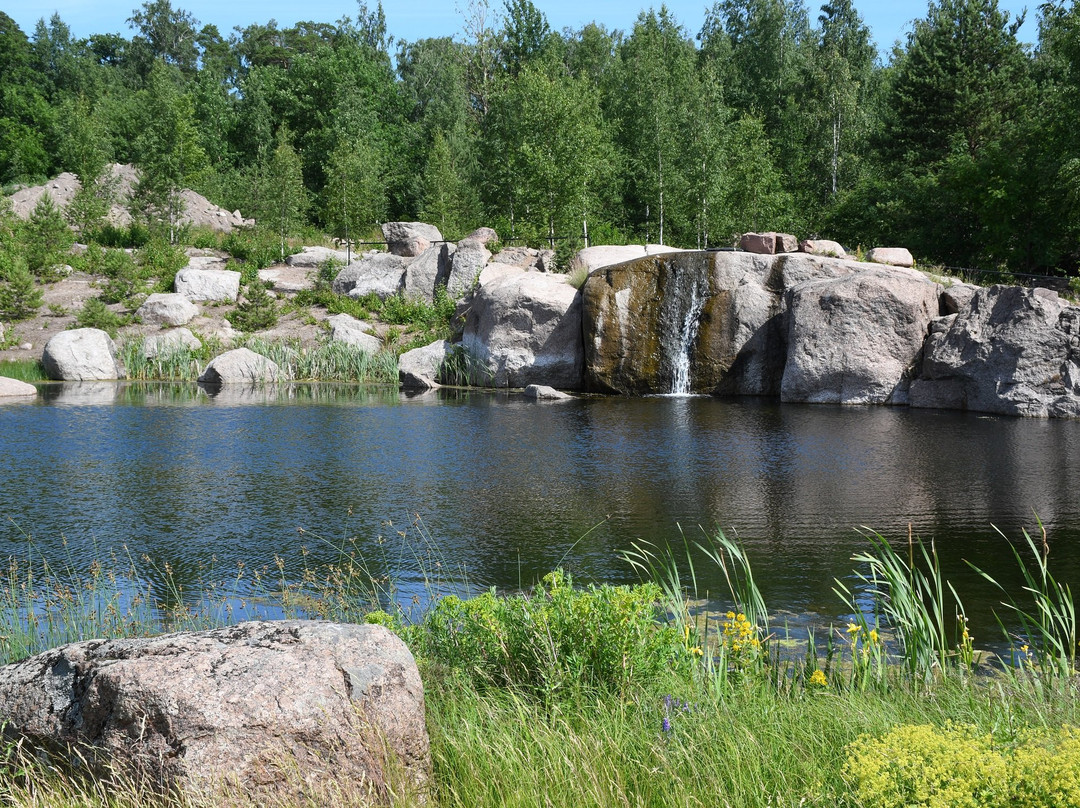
22, 194, 74, 276
0, 260, 43, 321
99, 249, 151, 305
1011, 726, 1080, 807
73, 297, 129, 338
419, 570, 683, 698
227, 282, 279, 332
135, 237, 187, 290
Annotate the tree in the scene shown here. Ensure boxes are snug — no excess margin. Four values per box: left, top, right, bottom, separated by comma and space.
500, 0, 552, 75
0, 258, 43, 321
23, 194, 74, 276
127, 0, 200, 74
321, 136, 386, 250
255, 126, 308, 262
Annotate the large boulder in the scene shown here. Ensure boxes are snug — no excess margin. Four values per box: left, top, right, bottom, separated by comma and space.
461, 273, 583, 389
799, 239, 846, 258
382, 222, 443, 257
174, 267, 241, 302
0, 377, 36, 397
496, 246, 554, 272
740, 232, 799, 255
398, 339, 454, 389
136, 293, 199, 326
446, 238, 491, 298
141, 328, 201, 359
910, 285, 1080, 417
284, 246, 350, 268
332, 253, 409, 300
197, 348, 285, 385
866, 247, 915, 268
327, 313, 382, 353
569, 244, 685, 274
583, 251, 791, 395
781, 266, 941, 405
0, 621, 430, 801
402, 243, 453, 303
42, 328, 125, 381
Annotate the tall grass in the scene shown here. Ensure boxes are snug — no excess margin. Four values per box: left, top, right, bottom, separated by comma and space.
0, 359, 47, 382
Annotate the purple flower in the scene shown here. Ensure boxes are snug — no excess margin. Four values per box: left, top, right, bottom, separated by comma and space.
662, 717, 671, 733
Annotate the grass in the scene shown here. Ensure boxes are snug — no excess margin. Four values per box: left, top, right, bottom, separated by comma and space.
1, 522, 1079, 806
0, 359, 47, 382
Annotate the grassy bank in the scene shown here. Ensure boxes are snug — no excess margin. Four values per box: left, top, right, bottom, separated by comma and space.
0, 526, 1078, 806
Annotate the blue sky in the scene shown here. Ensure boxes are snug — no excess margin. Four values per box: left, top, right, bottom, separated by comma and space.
3, 0, 1039, 55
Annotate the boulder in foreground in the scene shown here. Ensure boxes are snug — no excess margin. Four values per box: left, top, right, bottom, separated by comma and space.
42, 328, 125, 381
0, 621, 430, 802
197, 347, 285, 385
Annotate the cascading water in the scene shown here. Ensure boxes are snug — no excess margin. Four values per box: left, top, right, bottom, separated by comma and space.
661, 261, 709, 395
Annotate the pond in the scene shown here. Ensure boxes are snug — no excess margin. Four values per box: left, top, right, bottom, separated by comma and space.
2, 381, 1078, 641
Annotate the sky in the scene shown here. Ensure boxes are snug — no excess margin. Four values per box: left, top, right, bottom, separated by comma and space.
2, 0, 1041, 55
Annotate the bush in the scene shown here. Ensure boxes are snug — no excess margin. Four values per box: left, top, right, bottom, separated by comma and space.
226, 282, 279, 332
0, 260, 43, 321
135, 237, 187, 290
22, 194, 74, 276
419, 571, 683, 698
73, 297, 129, 338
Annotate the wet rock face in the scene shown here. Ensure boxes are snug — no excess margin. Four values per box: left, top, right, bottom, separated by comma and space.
582, 252, 786, 395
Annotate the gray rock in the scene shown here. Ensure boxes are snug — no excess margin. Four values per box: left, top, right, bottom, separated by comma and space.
866, 247, 915, 268
398, 339, 454, 389
941, 281, 979, 314
523, 384, 572, 400
42, 328, 125, 381
402, 243, 453, 303
478, 262, 525, 287
0, 621, 430, 802
781, 266, 941, 405
197, 347, 285, 385
911, 285, 1080, 417
740, 232, 799, 254
461, 226, 499, 245
446, 239, 492, 298
798, 239, 846, 258
257, 266, 316, 294
332, 253, 409, 300
569, 244, 685, 274
141, 328, 201, 359
174, 267, 241, 302
0, 377, 36, 397
497, 246, 551, 272
382, 222, 443, 257
327, 313, 382, 353
136, 293, 199, 326
284, 246, 349, 267
462, 272, 583, 389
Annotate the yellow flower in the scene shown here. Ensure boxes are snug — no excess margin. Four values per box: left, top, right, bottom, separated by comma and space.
868, 629, 880, 645
808, 669, 827, 688
847, 622, 861, 635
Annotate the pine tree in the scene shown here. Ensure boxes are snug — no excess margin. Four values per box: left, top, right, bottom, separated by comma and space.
0, 259, 43, 321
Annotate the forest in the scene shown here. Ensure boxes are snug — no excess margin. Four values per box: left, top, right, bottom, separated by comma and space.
1, 0, 1078, 275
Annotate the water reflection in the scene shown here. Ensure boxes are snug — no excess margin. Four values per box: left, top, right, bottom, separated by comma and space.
1, 384, 1078, 639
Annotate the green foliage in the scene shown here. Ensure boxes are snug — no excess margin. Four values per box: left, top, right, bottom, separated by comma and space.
420, 570, 682, 697
22, 194, 74, 276
221, 228, 286, 269
0, 359, 47, 381
134, 237, 187, 290
0, 259, 43, 321
226, 281, 279, 332
73, 296, 130, 337
98, 248, 151, 305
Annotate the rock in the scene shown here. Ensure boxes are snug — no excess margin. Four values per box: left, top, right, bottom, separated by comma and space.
446, 239, 491, 298
910, 285, 1080, 417
398, 339, 454, 389
174, 267, 241, 302
402, 243, 453, 303
257, 266, 315, 295
461, 272, 584, 389
197, 348, 285, 385
478, 262, 525, 287
327, 314, 382, 353
781, 266, 941, 405
799, 239, 846, 258
523, 384, 572, 400
941, 281, 979, 315
461, 226, 498, 245
569, 244, 685, 274
332, 253, 409, 300
284, 246, 350, 268
583, 251, 791, 395
136, 293, 199, 326
42, 328, 125, 381
740, 232, 799, 255
866, 247, 914, 268
141, 328, 201, 359
496, 246, 552, 272
382, 222, 443, 257
0, 621, 430, 801
0, 377, 36, 397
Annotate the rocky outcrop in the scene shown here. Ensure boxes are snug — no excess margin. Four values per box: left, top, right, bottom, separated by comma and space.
740, 232, 798, 254
799, 239, 846, 258
569, 244, 685, 274
284, 246, 349, 267
42, 328, 125, 381
496, 246, 554, 272
141, 328, 201, 359
327, 314, 382, 353
0, 621, 430, 801
332, 253, 408, 299
910, 285, 1080, 417
446, 239, 491, 298
781, 267, 941, 404
174, 267, 241, 302
461, 273, 583, 389
478, 262, 525, 287
197, 348, 285, 385
0, 377, 36, 397
403, 243, 453, 303
398, 339, 454, 389
382, 222, 443, 257
136, 293, 199, 326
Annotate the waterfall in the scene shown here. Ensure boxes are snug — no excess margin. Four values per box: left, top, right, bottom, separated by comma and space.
665, 265, 708, 395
